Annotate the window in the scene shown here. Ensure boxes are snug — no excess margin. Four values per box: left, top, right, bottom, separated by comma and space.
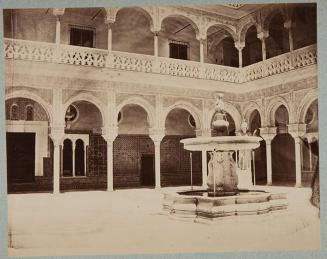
26, 105, 34, 121
169, 40, 189, 60
69, 25, 95, 48
10, 104, 19, 120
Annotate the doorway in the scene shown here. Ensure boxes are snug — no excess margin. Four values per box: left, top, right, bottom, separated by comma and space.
140, 154, 155, 187
6, 132, 35, 183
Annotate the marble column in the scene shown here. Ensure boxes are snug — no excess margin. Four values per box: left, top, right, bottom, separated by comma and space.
72, 141, 76, 177
84, 144, 87, 176
284, 20, 294, 52
106, 140, 114, 191
53, 8, 65, 45
265, 139, 273, 185
235, 42, 245, 68
53, 141, 61, 194
201, 150, 208, 187
154, 31, 159, 57
293, 136, 302, 187
260, 127, 276, 186
199, 39, 205, 63
288, 124, 306, 188
55, 17, 61, 44
258, 31, 268, 60
154, 141, 161, 189
107, 23, 113, 52
149, 132, 164, 189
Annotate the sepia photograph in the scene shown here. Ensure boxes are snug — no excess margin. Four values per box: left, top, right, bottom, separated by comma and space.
2, 1, 320, 257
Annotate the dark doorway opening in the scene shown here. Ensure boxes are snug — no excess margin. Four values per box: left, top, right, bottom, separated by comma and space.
140, 154, 155, 187
6, 132, 35, 184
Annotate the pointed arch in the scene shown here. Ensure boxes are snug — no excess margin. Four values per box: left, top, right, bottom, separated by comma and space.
160, 14, 200, 38
297, 89, 318, 123
163, 101, 202, 130
63, 92, 106, 127
5, 89, 53, 123
116, 96, 155, 128
267, 96, 291, 126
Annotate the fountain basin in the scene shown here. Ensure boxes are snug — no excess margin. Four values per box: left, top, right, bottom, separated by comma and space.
181, 136, 262, 151
162, 189, 288, 220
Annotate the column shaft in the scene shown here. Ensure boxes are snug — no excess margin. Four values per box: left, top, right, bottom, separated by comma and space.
238, 49, 243, 68
154, 33, 159, 57
288, 28, 294, 52
154, 142, 161, 188
107, 141, 114, 191
309, 142, 313, 171
294, 138, 302, 187
107, 24, 112, 52
55, 17, 60, 44
72, 144, 75, 177
53, 143, 60, 194
261, 38, 266, 60
201, 151, 207, 187
84, 145, 87, 176
266, 141, 272, 185
200, 40, 204, 63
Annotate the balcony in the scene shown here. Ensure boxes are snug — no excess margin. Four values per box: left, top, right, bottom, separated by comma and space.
4, 38, 317, 84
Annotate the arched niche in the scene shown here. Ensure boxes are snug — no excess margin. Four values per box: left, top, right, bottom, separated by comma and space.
206, 25, 238, 67
243, 25, 262, 66
266, 13, 289, 58
160, 15, 199, 61
112, 7, 154, 55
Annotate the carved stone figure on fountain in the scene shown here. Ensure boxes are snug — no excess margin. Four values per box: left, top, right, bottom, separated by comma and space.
236, 118, 253, 189
237, 119, 252, 170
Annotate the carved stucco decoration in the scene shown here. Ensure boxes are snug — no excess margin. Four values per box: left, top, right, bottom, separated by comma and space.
6, 86, 53, 105
62, 89, 107, 107
162, 96, 202, 110
116, 93, 156, 107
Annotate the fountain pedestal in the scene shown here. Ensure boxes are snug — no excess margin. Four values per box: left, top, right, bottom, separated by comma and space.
237, 169, 253, 189
207, 151, 238, 195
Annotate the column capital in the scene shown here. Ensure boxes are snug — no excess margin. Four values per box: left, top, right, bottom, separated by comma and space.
257, 30, 269, 40
259, 127, 277, 142
52, 8, 65, 17
151, 27, 161, 35
104, 20, 114, 28
287, 123, 306, 139
149, 128, 165, 143
50, 125, 65, 146
102, 126, 118, 142
303, 132, 319, 143
284, 20, 295, 29
234, 41, 245, 51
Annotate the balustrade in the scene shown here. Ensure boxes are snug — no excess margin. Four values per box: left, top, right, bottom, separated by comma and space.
4, 38, 317, 83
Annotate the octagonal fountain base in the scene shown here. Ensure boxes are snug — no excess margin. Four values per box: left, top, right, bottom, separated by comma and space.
162, 189, 288, 221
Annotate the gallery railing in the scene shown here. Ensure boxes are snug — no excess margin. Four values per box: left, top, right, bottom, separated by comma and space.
4, 38, 317, 83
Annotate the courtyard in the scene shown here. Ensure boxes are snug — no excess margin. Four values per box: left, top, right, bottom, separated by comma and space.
8, 185, 320, 256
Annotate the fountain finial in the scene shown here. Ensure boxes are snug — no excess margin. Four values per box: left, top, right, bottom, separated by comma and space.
212, 93, 229, 134
215, 93, 225, 113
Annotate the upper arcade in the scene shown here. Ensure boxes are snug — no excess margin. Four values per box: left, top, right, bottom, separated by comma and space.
3, 3, 317, 84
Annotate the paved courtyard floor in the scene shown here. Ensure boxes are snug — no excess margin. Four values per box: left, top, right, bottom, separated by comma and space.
7, 185, 320, 256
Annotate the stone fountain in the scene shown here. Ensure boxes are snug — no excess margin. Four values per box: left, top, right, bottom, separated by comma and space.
162, 94, 288, 221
